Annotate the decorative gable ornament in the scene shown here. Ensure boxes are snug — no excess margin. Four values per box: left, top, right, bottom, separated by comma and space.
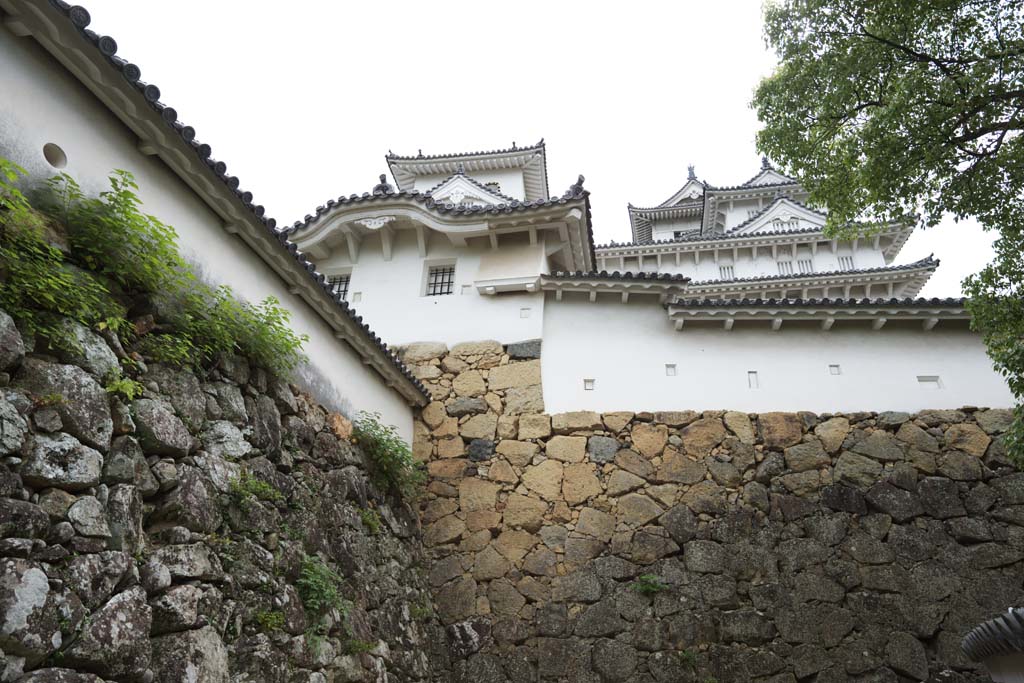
730, 197, 827, 235
428, 173, 509, 208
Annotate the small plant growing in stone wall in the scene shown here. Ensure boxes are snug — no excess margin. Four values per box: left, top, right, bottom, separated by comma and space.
297, 554, 348, 615
228, 469, 284, 511
359, 507, 382, 535
353, 411, 426, 499
103, 372, 144, 401
630, 574, 668, 595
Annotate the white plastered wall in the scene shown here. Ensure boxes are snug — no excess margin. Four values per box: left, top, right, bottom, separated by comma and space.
542, 293, 1014, 414
0, 33, 415, 439
314, 229, 545, 346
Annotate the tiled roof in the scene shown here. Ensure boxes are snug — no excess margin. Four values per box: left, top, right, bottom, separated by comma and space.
705, 179, 804, 193
962, 608, 1024, 662
546, 270, 691, 283
687, 256, 938, 287
668, 296, 966, 309
596, 226, 827, 250
286, 179, 589, 234
43, 0, 430, 402
286, 177, 597, 269
385, 140, 545, 161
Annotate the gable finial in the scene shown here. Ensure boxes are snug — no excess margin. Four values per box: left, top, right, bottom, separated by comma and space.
761, 155, 771, 170
512, 141, 517, 150
417, 149, 423, 158
372, 173, 393, 196
455, 162, 465, 175
687, 164, 696, 181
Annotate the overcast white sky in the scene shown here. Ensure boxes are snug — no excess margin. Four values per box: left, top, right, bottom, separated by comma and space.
84, 0, 994, 297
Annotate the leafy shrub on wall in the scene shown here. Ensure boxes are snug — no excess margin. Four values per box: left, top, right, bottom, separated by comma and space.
0, 157, 307, 376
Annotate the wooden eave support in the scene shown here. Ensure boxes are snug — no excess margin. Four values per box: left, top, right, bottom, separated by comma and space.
415, 225, 427, 257
345, 232, 361, 264
771, 318, 783, 331
821, 317, 835, 331
872, 318, 888, 330
923, 318, 939, 331
380, 226, 394, 261
724, 318, 734, 331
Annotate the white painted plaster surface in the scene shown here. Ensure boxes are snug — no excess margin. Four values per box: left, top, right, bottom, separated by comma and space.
0, 35, 414, 439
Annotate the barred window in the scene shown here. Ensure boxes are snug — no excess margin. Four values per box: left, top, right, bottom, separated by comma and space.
777, 261, 794, 275
426, 265, 455, 296
838, 255, 855, 271
797, 258, 814, 274
718, 265, 735, 280
328, 274, 350, 300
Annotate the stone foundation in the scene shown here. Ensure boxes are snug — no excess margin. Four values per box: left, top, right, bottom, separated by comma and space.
0, 309, 440, 682
405, 339, 1023, 682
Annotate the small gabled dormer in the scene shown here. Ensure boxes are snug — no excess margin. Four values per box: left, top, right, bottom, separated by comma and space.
425, 168, 515, 208
729, 196, 828, 235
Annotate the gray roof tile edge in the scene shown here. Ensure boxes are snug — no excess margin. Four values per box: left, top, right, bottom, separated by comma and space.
385, 139, 546, 162
962, 608, 1024, 662
686, 256, 939, 287
666, 296, 967, 309
544, 270, 691, 283
44, 1, 430, 402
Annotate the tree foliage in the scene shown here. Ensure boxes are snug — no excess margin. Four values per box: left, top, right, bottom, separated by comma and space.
753, 0, 1024, 462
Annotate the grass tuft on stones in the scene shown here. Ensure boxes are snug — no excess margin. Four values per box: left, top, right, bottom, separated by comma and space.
255, 610, 285, 632
630, 574, 669, 595
354, 411, 426, 500
229, 470, 283, 511
297, 554, 347, 616
0, 156, 307, 377
359, 507, 382, 535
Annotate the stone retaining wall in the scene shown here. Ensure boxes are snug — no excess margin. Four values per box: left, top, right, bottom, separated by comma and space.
0, 308, 441, 682
405, 339, 1024, 682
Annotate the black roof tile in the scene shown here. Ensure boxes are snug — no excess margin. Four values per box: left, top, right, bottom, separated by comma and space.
546, 270, 690, 283
667, 296, 965, 308
386, 140, 545, 161
688, 256, 938, 287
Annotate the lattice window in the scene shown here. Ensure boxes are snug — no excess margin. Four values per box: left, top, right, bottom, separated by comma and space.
426, 265, 455, 296
328, 274, 350, 301
719, 265, 735, 280
838, 255, 855, 271
777, 261, 794, 275
797, 259, 814, 274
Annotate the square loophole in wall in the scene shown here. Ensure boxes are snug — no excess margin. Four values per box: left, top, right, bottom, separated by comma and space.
583, 378, 595, 391
828, 364, 841, 375
917, 375, 942, 390
520, 308, 532, 319
351, 292, 362, 303
665, 364, 677, 376
461, 284, 473, 295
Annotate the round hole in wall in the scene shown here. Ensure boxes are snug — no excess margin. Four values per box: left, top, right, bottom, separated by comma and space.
43, 143, 67, 169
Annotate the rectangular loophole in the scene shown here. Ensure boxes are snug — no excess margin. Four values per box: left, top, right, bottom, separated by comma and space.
917, 375, 942, 390
351, 292, 362, 303
665, 364, 677, 377
828, 364, 841, 375
520, 308, 532, 319
747, 371, 759, 389
583, 378, 595, 391
461, 284, 473, 295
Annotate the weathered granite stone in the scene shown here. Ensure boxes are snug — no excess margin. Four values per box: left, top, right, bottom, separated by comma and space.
517, 414, 551, 439
200, 420, 251, 459
402, 342, 448, 363
461, 414, 497, 440
0, 397, 27, 456
885, 631, 928, 680
17, 359, 112, 451
562, 463, 602, 505
150, 466, 221, 533
587, 435, 619, 463
657, 449, 706, 484
631, 422, 668, 457
46, 319, 119, 380
551, 411, 602, 434
592, 638, 637, 682
546, 435, 586, 462
944, 423, 991, 457
459, 478, 501, 511
865, 482, 923, 522
66, 496, 110, 538
877, 411, 911, 428
0, 499, 49, 539
785, 441, 829, 472
680, 417, 726, 456
106, 483, 143, 554
506, 339, 541, 359
145, 364, 205, 430
574, 599, 625, 637
0, 308, 25, 372
606, 469, 645, 496
503, 494, 547, 531
758, 413, 804, 449
522, 460, 563, 500
151, 625, 228, 683
0, 558, 65, 665
21, 432, 103, 492
150, 584, 202, 635
834, 451, 883, 489
852, 431, 905, 461
617, 494, 664, 526
503, 385, 544, 415
488, 360, 541, 390
132, 398, 190, 457
249, 394, 281, 454
975, 408, 1015, 434
151, 543, 222, 580
467, 438, 495, 462
724, 411, 756, 444
447, 397, 488, 417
